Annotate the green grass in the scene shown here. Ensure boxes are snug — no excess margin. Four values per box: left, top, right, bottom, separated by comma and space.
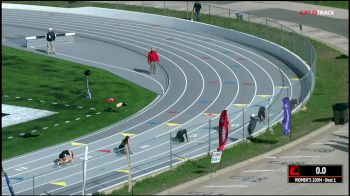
299, 1, 349, 9
2, 46, 157, 159
3, 1, 349, 194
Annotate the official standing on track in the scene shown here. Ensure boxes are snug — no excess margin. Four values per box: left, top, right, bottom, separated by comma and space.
147, 48, 160, 74
46, 27, 56, 54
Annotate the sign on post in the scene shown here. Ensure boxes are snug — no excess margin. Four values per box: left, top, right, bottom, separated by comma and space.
211, 151, 222, 163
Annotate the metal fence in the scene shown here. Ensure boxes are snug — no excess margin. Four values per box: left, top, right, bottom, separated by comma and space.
2, 1, 317, 195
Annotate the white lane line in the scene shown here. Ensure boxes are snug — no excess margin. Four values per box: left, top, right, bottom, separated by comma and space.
333, 131, 347, 133
242, 170, 276, 172
279, 155, 320, 159
310, 142, 335, 145
191, 140, 207, 143
31, 91, 258, 195
10, 37, 246, 194
53, 114, 278, 195
4, 27, 212, 176
28, 112, 272, 194
2, 41, 182, 169
6, 51, 253, 195
3, 16, 290, 189
6, 38, 280, 196
139, 145, 149, 149
203, 185, 248, 188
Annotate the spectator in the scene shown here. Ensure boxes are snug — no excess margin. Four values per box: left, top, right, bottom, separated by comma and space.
247, 114, 258, 138
147, 48, 160, 74
193, 1, 202, 21
46, 27, 56, 54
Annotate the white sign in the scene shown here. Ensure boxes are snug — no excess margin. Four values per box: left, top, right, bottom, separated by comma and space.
211, 151, 222, 163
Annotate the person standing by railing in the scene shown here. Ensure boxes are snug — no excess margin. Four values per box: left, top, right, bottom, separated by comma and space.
193, 1, 202, 21
46, 27, 56, 54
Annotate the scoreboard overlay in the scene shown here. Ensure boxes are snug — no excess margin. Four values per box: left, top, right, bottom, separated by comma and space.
288, 165, 342, 183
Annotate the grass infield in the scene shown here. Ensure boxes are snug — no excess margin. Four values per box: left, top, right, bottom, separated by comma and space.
2, 46, 157, 159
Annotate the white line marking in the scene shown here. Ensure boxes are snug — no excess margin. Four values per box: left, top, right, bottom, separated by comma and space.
191, 140, 207, 143
232, 123, 240, 127
243, 169, 276, 172
14, 167, 28, 172
189, 134, 198, 138
203, 185, 248, 188
79, 156, 92, 160
334, 131, 347, 133
310, 142, 335, 145
139, 145, 149, 149
279, 155, 320, 158
266, 156, 277, 159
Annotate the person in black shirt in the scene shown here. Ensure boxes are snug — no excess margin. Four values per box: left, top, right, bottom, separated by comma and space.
193, 1, 202, 21
46, 27, 56, 54
58, 150, 74, 165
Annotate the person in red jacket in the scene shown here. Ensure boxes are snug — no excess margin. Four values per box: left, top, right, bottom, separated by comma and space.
147, 48, 160, 74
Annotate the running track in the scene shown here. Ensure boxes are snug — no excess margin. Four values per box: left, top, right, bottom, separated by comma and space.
2, 5, 303, 195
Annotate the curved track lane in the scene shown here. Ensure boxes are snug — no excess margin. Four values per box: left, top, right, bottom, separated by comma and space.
2, 8, 301, 195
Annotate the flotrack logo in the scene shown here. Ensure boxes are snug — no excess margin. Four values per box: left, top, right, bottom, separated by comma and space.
300, 10, 335, 16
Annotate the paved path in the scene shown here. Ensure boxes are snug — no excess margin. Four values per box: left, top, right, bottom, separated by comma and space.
110, 1, 349, 55
158, 122, 349, 195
